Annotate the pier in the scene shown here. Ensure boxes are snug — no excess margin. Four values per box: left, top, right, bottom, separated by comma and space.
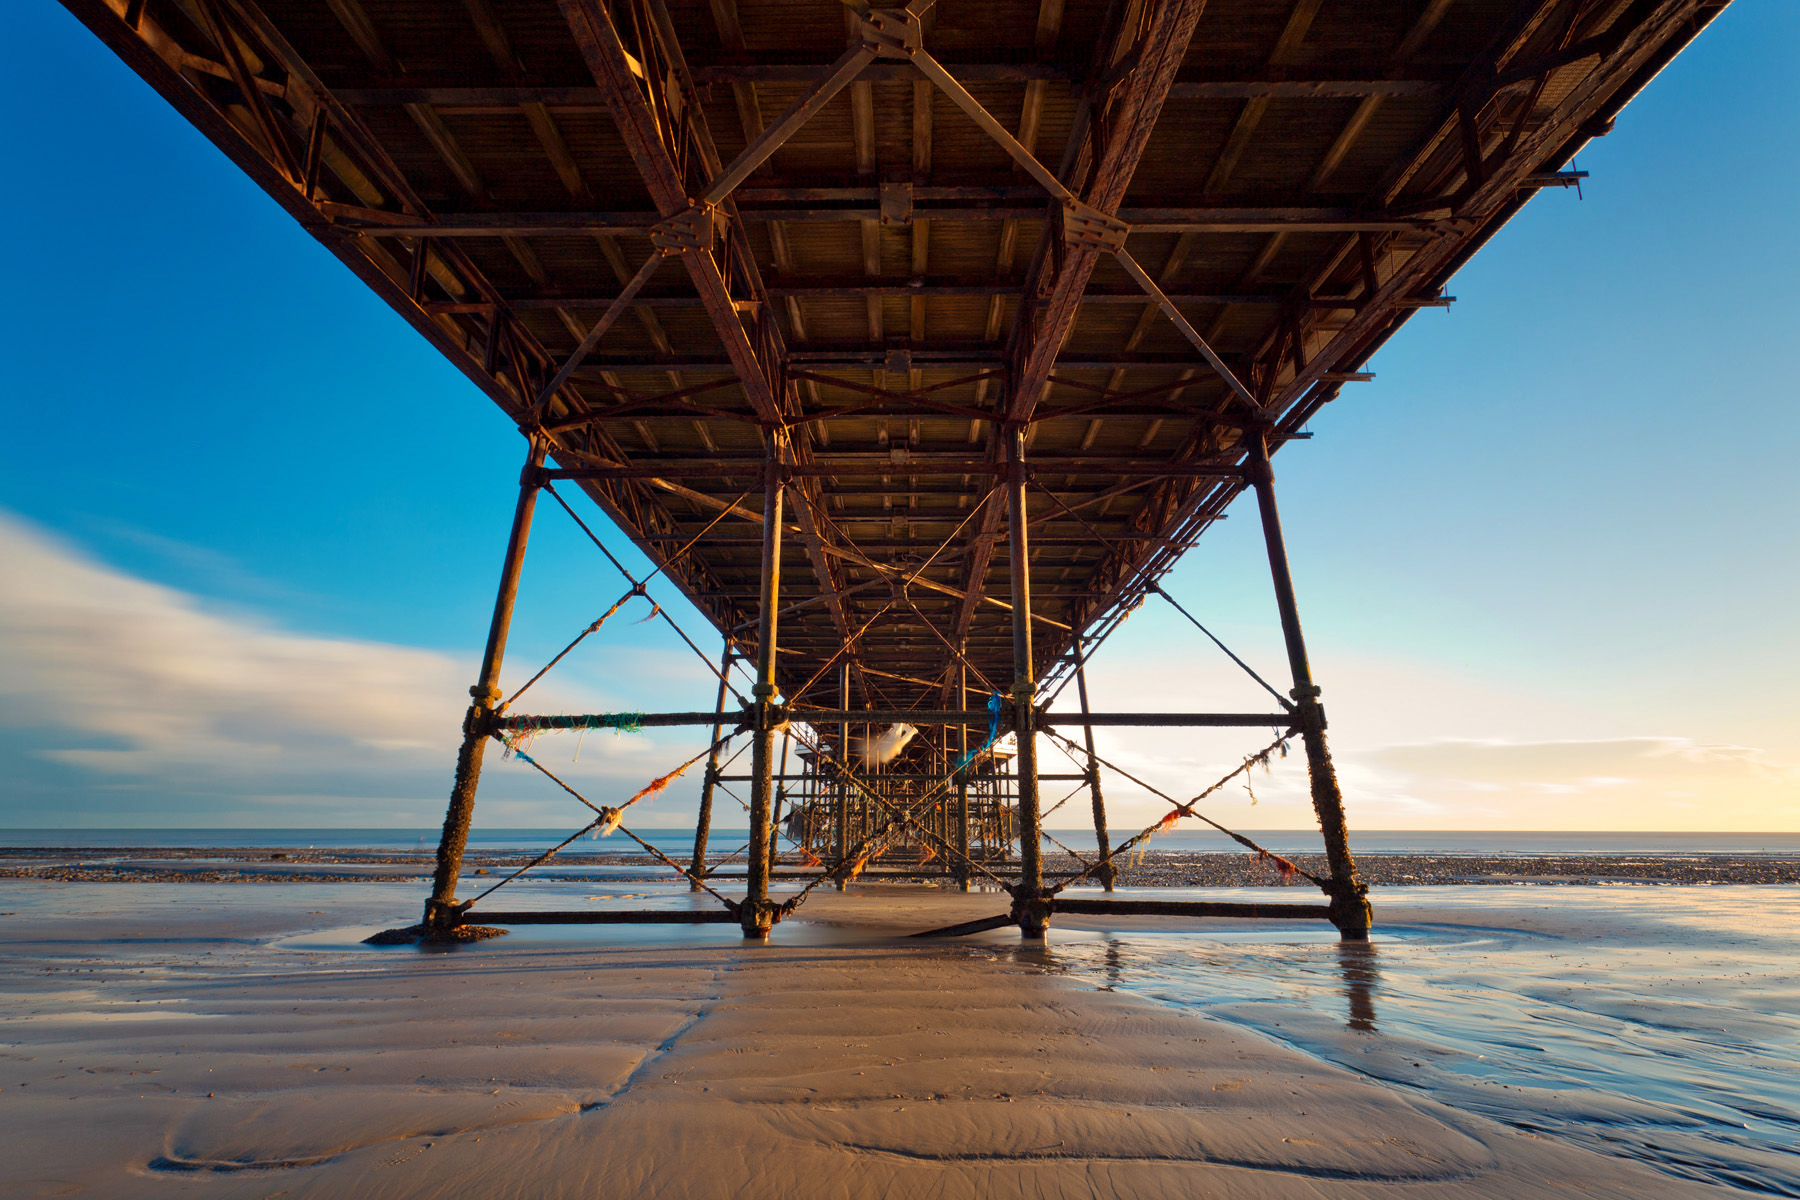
63, 0, 1729, 942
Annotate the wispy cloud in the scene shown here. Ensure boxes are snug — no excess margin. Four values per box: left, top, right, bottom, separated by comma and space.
0, 513, 711, 826
6, 510, 1795, 832
1040, 646, 1800, 832
1349, 736, 1800, 828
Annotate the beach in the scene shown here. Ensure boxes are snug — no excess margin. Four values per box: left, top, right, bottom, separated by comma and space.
6, 844, 1799, 886
3, 868, 1795, 1197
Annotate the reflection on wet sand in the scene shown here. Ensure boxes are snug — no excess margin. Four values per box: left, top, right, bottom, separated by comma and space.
1037, 889, 1800, 1198
1337, 940, 1379, 1032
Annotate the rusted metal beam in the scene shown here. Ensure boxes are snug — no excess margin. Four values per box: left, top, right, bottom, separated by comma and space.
469, 909, 739, 924
1259, 0, 1715, 429
572, 0, 869, 683
562, 348, 1331, 372
786, 466, 865, 696
742, 442, 785, 938
543, 460, 1240, 480
332, 72, 1448, 104
1053, 899, 1333, 919
341, 205, 1449, 236
1006, 0, 1209, 422
492, 709, 1293, 730
1005, 427, 1046, 938
1110, 245, 1264, 414
558, 0, 785, 424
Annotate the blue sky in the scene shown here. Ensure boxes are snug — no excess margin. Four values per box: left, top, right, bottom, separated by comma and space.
1, 1, 1795, 831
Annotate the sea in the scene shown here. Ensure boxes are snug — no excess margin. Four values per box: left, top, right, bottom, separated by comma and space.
4, 828, 1798, 856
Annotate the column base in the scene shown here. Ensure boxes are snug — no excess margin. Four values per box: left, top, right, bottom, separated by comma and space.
1014, 893, 1052, 940
422, 897, 463, 932
738, 899, 778, 940
1327, 888, 1373, 941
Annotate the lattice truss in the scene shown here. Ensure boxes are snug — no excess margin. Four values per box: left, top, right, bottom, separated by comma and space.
64, 0, 1728, 938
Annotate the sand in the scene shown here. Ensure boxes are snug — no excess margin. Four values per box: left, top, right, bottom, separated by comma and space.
0, 881, 1764, 1199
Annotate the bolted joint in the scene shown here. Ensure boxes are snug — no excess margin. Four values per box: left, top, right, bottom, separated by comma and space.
519, 463, 550, 488
858, 7, 923, 58
1060, 200, 1130, 252
1242, 451, 1275, 486
462, 699, 499, 738
1289, 685, 1326, 732
650, 204, 720, 256
878, 180, 913, 227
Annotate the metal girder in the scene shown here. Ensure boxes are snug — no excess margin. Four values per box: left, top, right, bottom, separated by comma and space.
544, 459, 1238, 480
786, 466, 865, 694
559, 0, 883, 686
330, 72, 1450, 104
1003, 0, 1210, 423
1110, 247, 1264, 415
558, 0, 785, 425
332, 205, 1455, 237
1258, 0, 1717, 430
1022, 0, 1721, 689
529, 250, 663, 419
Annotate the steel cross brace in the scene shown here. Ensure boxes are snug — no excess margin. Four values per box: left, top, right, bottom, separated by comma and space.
875, 5, 1260, 418
556, 0, 925, 415
559, 0, 786, 423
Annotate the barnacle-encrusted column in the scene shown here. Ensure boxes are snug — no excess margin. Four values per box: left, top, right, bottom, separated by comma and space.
425, 438, 546, 932
1005, 426, 1048, 938
1245, 429, 1371, 939
741, 434, 786, 938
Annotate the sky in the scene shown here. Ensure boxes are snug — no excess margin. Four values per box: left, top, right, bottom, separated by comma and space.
1, 2, 1796, 834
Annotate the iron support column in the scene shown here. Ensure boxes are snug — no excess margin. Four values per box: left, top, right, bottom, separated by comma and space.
690, 644, 734, 889
835, 663, 849, 890
1005, 427, 1047, 937
742, 440, 785, 938
769, 728, 791, 877
1073, 641, 1116, 890
425, 438, 546, 930
955, 661, 971, 890
1245, 429, 1371, 940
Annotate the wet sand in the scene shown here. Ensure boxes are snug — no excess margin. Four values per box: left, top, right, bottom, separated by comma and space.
2, 880, 1785, 1198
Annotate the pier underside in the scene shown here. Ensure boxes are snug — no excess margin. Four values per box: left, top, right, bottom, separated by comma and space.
65, 0, 1726, 940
